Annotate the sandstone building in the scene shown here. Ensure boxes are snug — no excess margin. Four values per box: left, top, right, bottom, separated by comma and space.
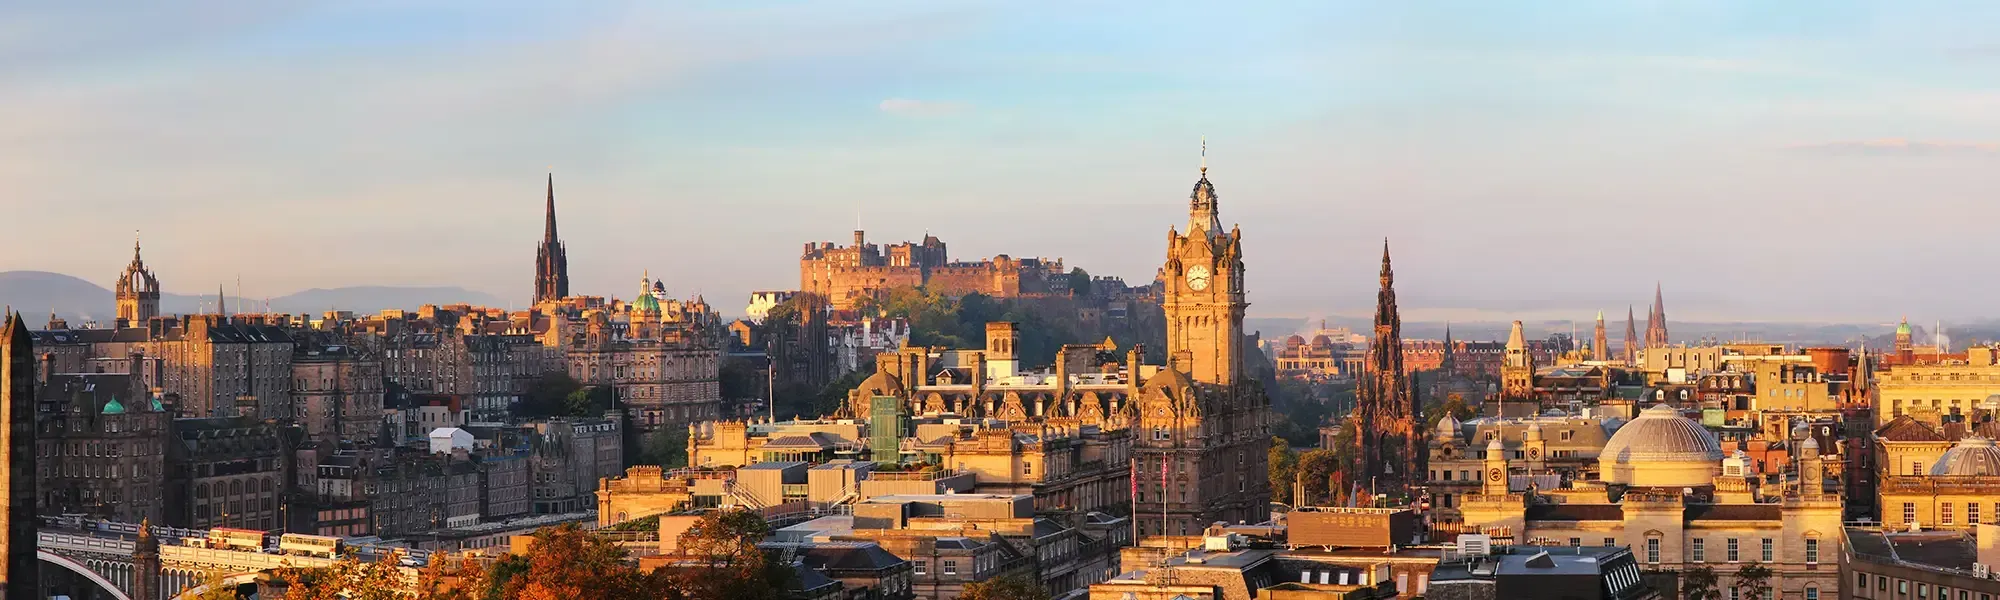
800, 230, 1070, 310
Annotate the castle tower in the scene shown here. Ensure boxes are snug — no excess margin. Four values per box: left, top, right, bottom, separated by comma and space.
1351, 240, 1423, 496
1645, 283, 1669, 348
1501, 320, 1535, 400
116, 235, 162, 326
534, 174, 571, 304
1592, 310, 1608, 362
1623, 305, 1639, 365
0, 312, 37, 597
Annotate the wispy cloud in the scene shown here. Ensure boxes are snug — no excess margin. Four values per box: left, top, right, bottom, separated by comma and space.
878, 98, 971, 117
1783, 139, 2000, 156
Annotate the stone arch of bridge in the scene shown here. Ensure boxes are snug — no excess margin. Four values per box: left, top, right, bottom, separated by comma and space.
38, 550, 132, 600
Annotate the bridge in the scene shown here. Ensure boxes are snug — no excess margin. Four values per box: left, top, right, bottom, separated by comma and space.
36, 518, 425, 600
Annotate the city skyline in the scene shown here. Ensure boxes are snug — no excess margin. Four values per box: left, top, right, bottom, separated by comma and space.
8, 2, 2000, 322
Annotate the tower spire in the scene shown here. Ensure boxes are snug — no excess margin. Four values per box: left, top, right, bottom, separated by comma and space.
545, 172, 558, 241
1199, 135, 1207, 177
534, 172, 571, 304
217, 283, 227, 316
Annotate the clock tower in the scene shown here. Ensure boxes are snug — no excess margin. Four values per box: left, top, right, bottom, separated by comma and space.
1162, 148, 1246, 387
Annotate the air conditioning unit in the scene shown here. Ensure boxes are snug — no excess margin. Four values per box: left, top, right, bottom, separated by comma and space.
1459, 534, 1492, 557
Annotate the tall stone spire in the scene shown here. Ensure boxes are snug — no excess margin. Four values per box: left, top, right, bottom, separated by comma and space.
1624, 305, 1639, 365
1593, 310, 1608, 362
0, 311, 38, 597
1440, 321, 1456, 375
1352, 239, 1421, 496
217, 283, 227, 316
1186, 138, 1222, 238
1645, 282, 1669, 348
534, 173, 571, 304
116, 232, 161, 325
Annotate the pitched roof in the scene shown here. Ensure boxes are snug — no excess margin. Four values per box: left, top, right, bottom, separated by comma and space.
1876, 415, 1949, 442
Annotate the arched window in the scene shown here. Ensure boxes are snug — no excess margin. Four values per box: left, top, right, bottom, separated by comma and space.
196, 484, 209, 499
230, 480, 243, 496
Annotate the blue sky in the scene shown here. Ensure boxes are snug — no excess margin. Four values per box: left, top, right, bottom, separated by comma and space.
5, 1, 2000, 323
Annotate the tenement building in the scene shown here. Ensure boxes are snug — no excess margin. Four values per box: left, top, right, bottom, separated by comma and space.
168, 416, 298, 530
1844, 526, 2000, 600
35, 361, 170, 523
799, 230, 1070, 310
1454, 404, 1842, 599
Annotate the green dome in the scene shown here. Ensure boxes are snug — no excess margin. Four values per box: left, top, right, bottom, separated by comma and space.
101, 397, 127, 415
633, 293, 661, 313
1897, 321, 1912, 335
150, 395, 165, 412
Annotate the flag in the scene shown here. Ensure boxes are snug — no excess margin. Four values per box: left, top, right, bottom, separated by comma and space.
1130, 458, 1138, 499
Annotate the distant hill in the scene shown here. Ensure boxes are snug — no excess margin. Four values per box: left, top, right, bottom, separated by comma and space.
0, 271, 504, 323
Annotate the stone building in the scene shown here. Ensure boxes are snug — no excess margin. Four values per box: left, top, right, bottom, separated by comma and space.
35, 365, 170, 524
290, 336, 384, 445
1426, 412, 1618, 522
533, 173, 570, 305
553, 279, 722, 431
138, 315, 296, 419
527, 415, 623, 514
1875, 346, 2000, 426
799, 230, 1069, 310
168, 416, 298, 530
1874, 414, 2000, 530
1843, 526, 2000, 600
1454, 404, 1843, 600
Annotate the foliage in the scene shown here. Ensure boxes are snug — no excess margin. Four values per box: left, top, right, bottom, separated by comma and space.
1269, 379, 1339, 448
417, 553, 492, 600
1066, 268, 1093, 298
1296, 448, 1343, 506
874, 287, 1165, 367
961, 575, 1053, 600
1680, 565, 1720, 600
608, 514, 662, 532
658, 510, 793, 600
1732, 563, 1773, 600
717, 356, 765, 415
562, 386, 617, 418
518, 372, 583, 419
1268, 437, 1300, 506
502, 523, 649, 600
1423, 395, 1474, 431
270, 554, 408, 600
635, 426, 690, 468
187, 569, 247, 600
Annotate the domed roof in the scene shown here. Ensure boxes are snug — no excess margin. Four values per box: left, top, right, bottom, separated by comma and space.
1285, 335, 1306, 347
1898, 320, 1912, 335
1310, 335, 1333, 348
632, 292, 660, 314
1598, 404, 1724, 486
101, 397, 126, 415
1931, 436, 2000, 476
1436, 413, 1461, 439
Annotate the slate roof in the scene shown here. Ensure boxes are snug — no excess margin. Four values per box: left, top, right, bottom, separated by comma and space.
1682, 504, 1781, 522
1526, 504, 1625, 521
797, 543, 907, 572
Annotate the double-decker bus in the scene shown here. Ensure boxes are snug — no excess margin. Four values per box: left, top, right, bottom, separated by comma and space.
278, 533, 345, 558
205, 528, 267, 552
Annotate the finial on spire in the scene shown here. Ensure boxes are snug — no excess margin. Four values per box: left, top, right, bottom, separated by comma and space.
1199, 135, 1207, 176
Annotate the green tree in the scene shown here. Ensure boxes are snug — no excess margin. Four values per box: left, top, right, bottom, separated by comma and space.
1296, 448, 1343, 506
637, 426, 690, 468
960, 575, 1052, 600
1423, 395, 1474, 431
1268, 437, 1299, 506
1680, 565, 1720, 600
519, 372, 583, 418
1732, 563, 1773, 600
1066, 268, 1093, 298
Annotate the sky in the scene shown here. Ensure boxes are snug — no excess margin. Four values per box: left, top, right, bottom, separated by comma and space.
6, 1, 2000, 324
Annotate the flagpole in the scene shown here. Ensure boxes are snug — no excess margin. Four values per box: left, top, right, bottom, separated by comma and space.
1129, 457, 1138, 546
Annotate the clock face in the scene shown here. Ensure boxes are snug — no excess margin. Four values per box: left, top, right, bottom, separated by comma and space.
1488, 469, 1503, 482
1527, 448, 1541, 459
1186, 265, 1211, 291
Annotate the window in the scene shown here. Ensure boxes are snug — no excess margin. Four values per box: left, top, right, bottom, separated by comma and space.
1022, 462, 1032, 476
1856, 573, 1867, 588
1945, 502, 1956, 525
1726, 538, 1739, 563
914, 560, 926, 576
1729, 588, 1738, 600
1569, 538, 1580, 547
1804, 586, 1818, 600
1922, 583, 1931, 599
1915, 461, 1925, 475
1604, 538, 1616, 547
1906, 502, 1919, 524
1646, 538, 1660, 564
1761, 538, 1773, 562
942, 560, 957, 576
1691, 538, 1705, 562
1805, 538, 1819, 564
1974, 503, 1983, 525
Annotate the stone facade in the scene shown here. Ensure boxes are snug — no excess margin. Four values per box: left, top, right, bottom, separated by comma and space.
1348, 243, 1424, 499
799, 230, 1068, 310
1, 312, 38, 598
35, 366, 170, 524
290, 336, 384, 445
169, 416, 296, 530
115, 238, 161, 327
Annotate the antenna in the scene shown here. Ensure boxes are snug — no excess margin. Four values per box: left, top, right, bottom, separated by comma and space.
1199, 136, 1208, 175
